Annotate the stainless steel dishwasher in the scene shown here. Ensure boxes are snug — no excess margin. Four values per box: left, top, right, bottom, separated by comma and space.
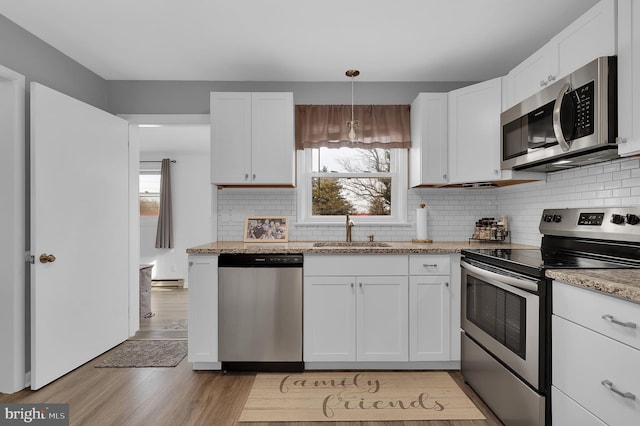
218, 253, 303, 371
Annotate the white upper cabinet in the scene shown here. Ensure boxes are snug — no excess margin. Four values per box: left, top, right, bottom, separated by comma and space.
618, 0, 640, 156
409, 93, 448, 186
503, 0, 616, 110
210, 92, 295, 186
448, 77, 503, 184
504, 43, 557, 111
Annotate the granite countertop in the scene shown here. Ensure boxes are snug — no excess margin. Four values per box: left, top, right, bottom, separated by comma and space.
546, 269, 640, 304
186, 240, 535, 255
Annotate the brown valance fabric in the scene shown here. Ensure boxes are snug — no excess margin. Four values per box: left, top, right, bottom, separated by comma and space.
295, 104, 411, 150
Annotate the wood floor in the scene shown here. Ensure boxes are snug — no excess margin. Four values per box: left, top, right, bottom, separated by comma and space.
133, 286, 188, 340
0, 288, 503, 426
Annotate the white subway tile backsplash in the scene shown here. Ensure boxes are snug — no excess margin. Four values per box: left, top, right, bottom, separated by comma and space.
215, 157, 640, 247
621, 159, 640, 170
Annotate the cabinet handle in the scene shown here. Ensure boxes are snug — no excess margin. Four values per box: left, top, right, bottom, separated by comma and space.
445, 282, 449, 287
252, 173, 256, 181
423, 264, 438, 268
442, 173, 448, 180
350, 282, 354, 288
602, 314, 637, 329
244, 173, 249, 181
601, 380, 636, 400
189, 261, 193, 267
494, 169, 500, 175
540, 80, 548, 87
547, 74, 556, 82
359, 282, 363, 288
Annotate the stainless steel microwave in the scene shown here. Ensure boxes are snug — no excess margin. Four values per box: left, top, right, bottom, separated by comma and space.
501, 56, 618, 172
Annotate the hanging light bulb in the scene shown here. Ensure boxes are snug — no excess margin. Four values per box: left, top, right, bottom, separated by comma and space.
346, 69, 360, 141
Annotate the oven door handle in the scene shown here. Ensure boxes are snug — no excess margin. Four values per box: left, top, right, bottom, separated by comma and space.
461, 260, 539, 292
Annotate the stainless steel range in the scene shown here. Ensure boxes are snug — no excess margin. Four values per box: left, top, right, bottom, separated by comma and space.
460, 206, 640, 426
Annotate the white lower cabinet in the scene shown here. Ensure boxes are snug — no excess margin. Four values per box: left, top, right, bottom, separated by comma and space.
409, 275, 450, 361
187, 255, 219, 366
304, 254, 458, 367
357, 276, 409, 361
409, 255, 452, 361
303, 275, 356, 361
304, 275, 408, 362
303, 255, 408, 363
552, 281, 640, 425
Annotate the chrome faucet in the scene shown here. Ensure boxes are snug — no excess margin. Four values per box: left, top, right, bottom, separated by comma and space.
346, 214, 355, 242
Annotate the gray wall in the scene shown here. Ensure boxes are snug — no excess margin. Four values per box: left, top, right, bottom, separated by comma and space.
105, 81, 474, 114
0, 15, 106, 109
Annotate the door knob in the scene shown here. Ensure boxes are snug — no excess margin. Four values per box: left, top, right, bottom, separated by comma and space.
39, 253, 56, 263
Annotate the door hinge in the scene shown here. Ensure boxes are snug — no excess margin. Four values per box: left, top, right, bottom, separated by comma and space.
25, 251, 35, 264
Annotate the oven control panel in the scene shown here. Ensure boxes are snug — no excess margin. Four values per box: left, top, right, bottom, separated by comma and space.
540, 207, 640, 242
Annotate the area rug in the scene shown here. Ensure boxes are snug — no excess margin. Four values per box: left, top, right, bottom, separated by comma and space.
94, 340, 187, 368
239, 371, 485, 422
162, 319, 188, 330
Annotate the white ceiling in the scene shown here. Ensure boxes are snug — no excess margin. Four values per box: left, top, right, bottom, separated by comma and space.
0, 0, 600, 82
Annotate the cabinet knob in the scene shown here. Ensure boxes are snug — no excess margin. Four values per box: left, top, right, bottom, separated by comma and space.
547, 74, 556, 82
617, 137, 628, 144
244, 173, 249, 180
540, 80, 548, 87
442, 174, 448, 180
350, 282, 354, 288
359, 282, 363, 288
445, 282, 449, 287
494, 169, 500, 175
252, 173, 256, 181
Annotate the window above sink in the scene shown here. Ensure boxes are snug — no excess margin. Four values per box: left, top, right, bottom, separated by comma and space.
296, 148, 408, 225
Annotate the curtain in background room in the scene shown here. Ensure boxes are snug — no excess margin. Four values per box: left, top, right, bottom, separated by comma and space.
295, 104, 411, 150
155, 158, 174, 249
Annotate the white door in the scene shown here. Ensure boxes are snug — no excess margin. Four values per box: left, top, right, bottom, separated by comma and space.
30, 83, 130, 390
210, 92, 251, 184
448, 77, 502, 184
303, 276, 356, 362
357, 276, 408, 362
409, 275, 451, 361
251, 92, 295, 185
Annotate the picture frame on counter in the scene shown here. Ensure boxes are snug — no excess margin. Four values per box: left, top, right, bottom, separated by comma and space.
244, 216, 289, 242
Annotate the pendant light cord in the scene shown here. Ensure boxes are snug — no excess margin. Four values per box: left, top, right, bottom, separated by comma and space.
351, 75, 355, 123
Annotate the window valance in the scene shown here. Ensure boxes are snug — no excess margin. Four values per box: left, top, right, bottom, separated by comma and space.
295, 104, 411, 150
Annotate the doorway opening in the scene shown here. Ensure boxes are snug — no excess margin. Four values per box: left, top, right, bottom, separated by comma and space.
125, 116, 212, 342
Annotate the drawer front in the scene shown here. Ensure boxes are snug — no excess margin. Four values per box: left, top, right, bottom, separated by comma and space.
553, 316, 640, 426
552, 386, 606, 426
409, 255, 451, 275
554, 280, 640, 351
304, 254, 408, 276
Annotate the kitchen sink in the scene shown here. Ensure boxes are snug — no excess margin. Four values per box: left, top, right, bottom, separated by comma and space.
312, 241, 391, 248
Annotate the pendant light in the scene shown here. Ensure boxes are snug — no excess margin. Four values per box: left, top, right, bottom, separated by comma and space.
346, 69, 360, 141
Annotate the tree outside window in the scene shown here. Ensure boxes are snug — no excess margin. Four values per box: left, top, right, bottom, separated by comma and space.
301, 147, 406, 223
